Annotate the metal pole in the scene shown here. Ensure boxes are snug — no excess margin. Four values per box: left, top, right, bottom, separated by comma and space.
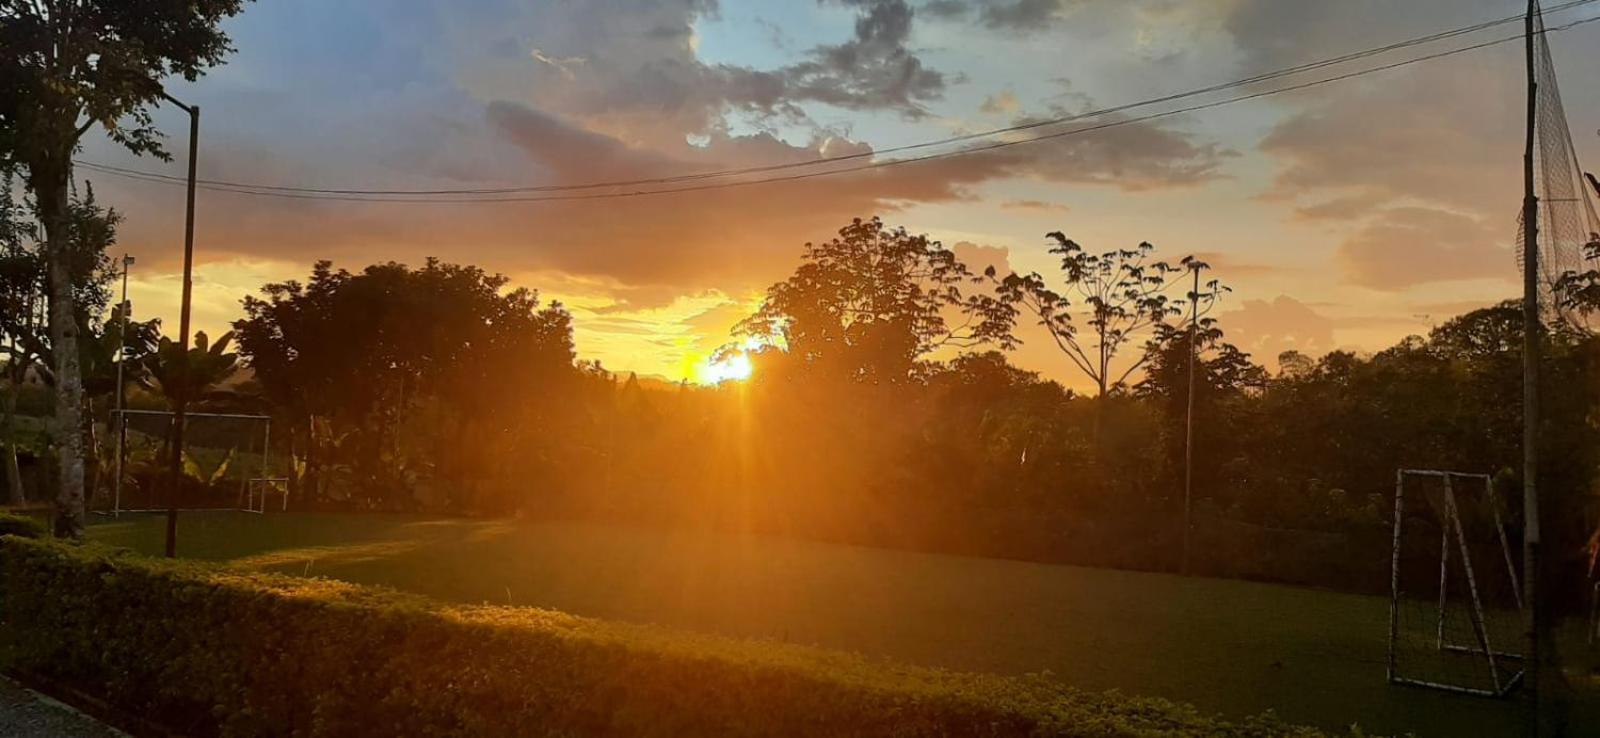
1520, 0, 1543, 729
163, 98, 198, 559
262, 418, 271, 512
1387, 470, 1405, 683
112, 254, 132, 517
1445, 475, 1505, 695
1436, 516, 1450, 650
1181, 264, 1199, 576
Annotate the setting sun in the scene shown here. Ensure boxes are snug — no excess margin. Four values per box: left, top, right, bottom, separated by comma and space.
5, 0, 1597, 735
699, 351, 754, 384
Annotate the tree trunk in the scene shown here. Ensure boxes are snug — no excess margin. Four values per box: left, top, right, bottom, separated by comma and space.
2, 372, 23, 506
1092, 373, 1108, 453
40, 174, 87, 539
84, 396, 101, 512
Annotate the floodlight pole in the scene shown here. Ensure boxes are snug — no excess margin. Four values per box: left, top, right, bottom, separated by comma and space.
112, 254, 133, 517
1181, 263, 1199, 576
1520, 0, 1543, 730
161, 92, 199, 559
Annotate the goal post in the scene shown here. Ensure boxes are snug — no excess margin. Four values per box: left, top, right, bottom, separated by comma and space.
1388, 468, 1524, 698
106, 409, 286, 515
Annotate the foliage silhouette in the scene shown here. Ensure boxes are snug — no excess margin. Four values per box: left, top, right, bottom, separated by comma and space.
234, 259, 577, 511
737, 216, 1015, 385
0, 0, 250, 537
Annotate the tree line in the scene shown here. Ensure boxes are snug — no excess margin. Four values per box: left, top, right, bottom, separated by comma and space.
1, 0, 1597, 605
4, 205, 1598, 604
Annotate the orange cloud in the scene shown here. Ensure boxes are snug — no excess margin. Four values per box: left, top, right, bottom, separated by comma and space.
1336, 207, 1512, 291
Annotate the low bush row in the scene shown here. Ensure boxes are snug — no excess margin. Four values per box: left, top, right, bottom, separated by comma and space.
0, 512, 46, 539
0, 536, 1348, 737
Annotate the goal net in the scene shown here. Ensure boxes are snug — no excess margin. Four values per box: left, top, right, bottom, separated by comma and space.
1387, 469, 1524, 697
105, 409, 288, 515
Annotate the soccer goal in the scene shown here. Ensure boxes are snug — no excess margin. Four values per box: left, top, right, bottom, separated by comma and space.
107, 409, 288, 515
1387, 469, 1524, 697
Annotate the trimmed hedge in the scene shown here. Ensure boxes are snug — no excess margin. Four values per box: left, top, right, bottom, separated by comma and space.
0, 537, 1348, 737
0, 512, 45, 539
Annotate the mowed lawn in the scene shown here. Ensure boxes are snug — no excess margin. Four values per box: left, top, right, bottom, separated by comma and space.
89, 512, 1598, 737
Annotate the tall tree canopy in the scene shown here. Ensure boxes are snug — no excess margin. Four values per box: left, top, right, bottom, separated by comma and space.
0, 0, 249, 536
738, 217, 1015, 385
995, 236, 1218, 440
234, 259, 577, 510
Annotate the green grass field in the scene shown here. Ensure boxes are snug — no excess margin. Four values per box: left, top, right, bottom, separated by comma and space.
88, 512, 1598, 737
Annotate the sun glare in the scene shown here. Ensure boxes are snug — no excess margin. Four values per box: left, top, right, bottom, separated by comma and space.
700, 351, 753, 384
694, 336, 767, 384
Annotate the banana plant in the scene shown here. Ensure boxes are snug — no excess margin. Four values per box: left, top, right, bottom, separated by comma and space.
141, 329, 242, 406
182, 447, 235, 487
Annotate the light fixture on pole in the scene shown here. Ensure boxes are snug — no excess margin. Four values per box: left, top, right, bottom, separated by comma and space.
112, 254, 133, 517
159, 90, 199, 559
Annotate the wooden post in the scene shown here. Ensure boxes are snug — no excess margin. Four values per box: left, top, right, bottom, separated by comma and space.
1520, 0, 1543, 730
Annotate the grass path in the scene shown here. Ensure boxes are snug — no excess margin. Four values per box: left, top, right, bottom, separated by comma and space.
90, 512, 1598, 737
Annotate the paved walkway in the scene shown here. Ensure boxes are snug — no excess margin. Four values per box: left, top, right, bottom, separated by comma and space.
0, 676, 124, 738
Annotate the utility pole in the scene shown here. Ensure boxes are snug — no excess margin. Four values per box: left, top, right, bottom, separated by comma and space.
1181, 263, 1199, 576
1520, 0, 1543, 731
161, 93, 199, 559
112, 254, 133, 517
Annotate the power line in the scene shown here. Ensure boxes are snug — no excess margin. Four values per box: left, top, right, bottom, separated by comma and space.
75, 9, 1600, 205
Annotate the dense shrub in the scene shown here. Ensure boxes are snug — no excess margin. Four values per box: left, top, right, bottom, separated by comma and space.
0, 538, 1346, 737
0, 511, 45, 538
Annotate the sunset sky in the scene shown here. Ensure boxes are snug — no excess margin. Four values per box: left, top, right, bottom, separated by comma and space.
74, 0, 1600, 388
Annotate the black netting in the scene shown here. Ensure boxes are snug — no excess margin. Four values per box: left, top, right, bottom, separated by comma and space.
1514, 4, 1600, 333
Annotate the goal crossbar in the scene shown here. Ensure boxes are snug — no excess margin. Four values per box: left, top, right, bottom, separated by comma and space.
108, 409, 278, 516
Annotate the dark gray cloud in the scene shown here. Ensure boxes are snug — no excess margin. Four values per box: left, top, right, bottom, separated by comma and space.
1254, 38, 1523, 225
773, 0, 947, 117
90, 0, 1235, 299
919, 0, 971, 20
979, 0, 1067, 30
1222, 0, 1504, 71
918, 0, 1070, 30
998, 109, 1234, 189
469, 0, 946, 143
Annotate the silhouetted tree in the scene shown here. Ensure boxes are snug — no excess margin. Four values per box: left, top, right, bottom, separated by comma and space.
0, 0, 250, 537
995, 236, 1212, 442
1137, 320, 1266, 517
1555, 236, 1600, 327
235, 259, 576, 510
738, 217, 1015, 385
0, 181, 126, 509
